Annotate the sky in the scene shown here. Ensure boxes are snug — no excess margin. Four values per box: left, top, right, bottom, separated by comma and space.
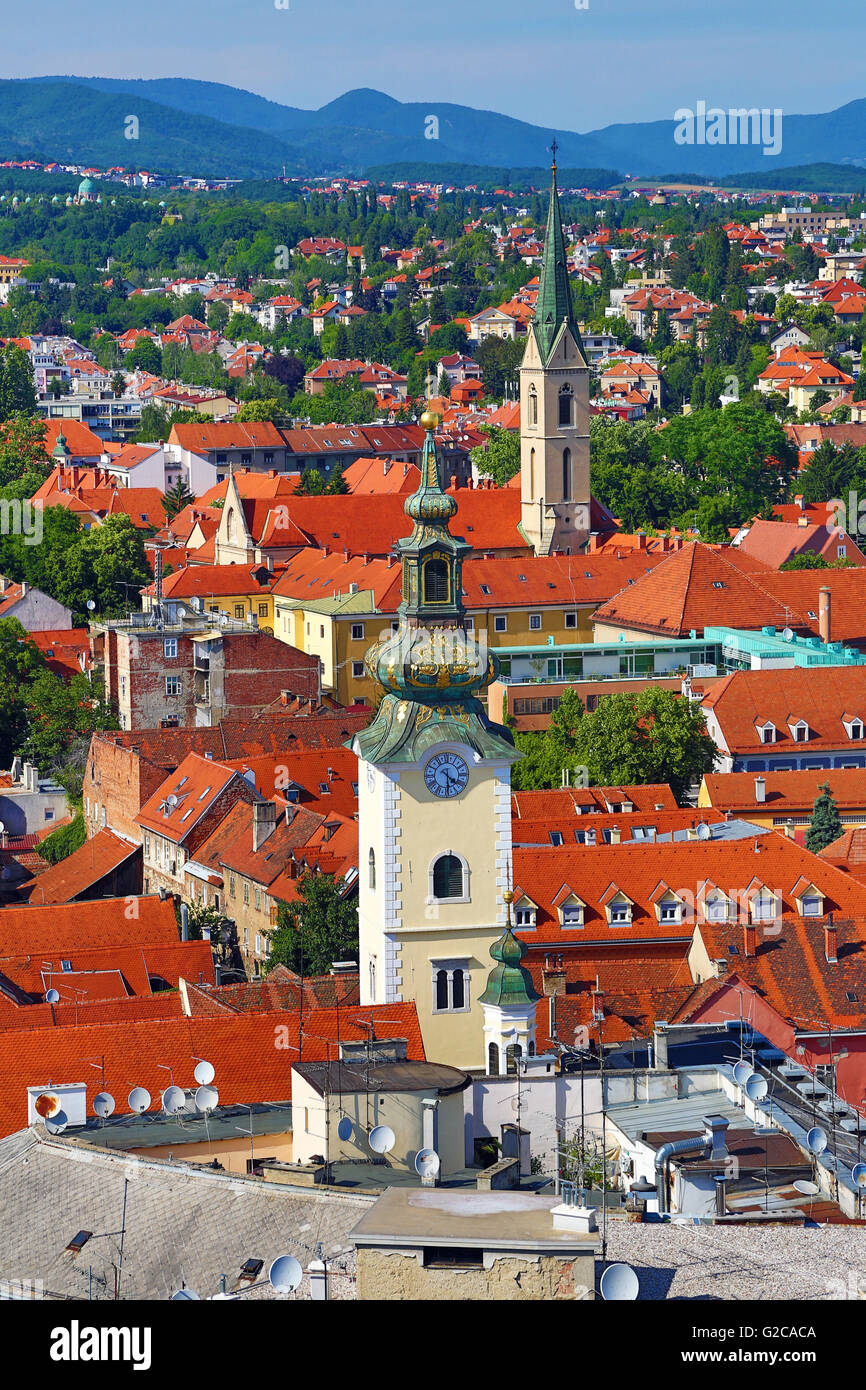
6, 0, 866, 130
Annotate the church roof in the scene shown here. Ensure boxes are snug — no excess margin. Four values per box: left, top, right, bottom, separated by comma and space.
479, 905, 541, 1008
533, 154, 584, 366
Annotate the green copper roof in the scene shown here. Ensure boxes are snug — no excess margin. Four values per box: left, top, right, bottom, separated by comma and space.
533, 156, 584, 365
479, 913, 541, 1008
353, 690, 518, 764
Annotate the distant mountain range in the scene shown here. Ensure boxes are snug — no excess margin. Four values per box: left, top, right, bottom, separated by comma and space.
4, 77, 866, 182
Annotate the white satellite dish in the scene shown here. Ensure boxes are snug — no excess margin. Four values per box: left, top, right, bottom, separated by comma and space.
171, 1289, 200, 1301
163, 1085, 185, 1115
745, 1074, 768, 1102
86, 599, 96, 612
45, 989, 60, 1004
782, 627, 794, 642
45, 1110, 68, 1136
807, 1126, 828, 1155
194, 1060, 215, 1086
195, 1084, 219, 1113
128, 1086, 151, 1114
93, 1092, 115, 1118
852, 1162, 866, 1187
414, 1147, 441, 1179
268, 1255, 302, 1294
166, 794, 178, 809
794, 1178, 819, 1197
337, 1116, 353, 1142
600, 1263, 640, 1301
732, 1060, 754, 1087
369, 1124, 396, 1155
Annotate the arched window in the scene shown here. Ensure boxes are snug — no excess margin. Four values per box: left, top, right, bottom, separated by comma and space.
423, 557, 449, 604
433, 853, 465, 899
528, 386, 538, 425
530, 447, 536, 498
435, 969, 449, 1011
226, 506, 238, 543
488, 1042, 500, 1076
528, 1040, 536, 1057
452, 970, 465, 1010
506, 1044, 523, 1075
368, 847, 376, 891
559, 385, 573, 427
369, 956, 376, 1001
562, 447, 572, 502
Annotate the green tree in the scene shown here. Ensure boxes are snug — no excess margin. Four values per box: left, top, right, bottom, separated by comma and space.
779, 551, 831, 570
265, 871, 358, 976
0, 416, 52, 492
569, 687, 719, 801
805, 782, 843, 854
161, 477, 195, 520
127, 337, 162, 375
0, 345, 38, 420
470, 426, 520, 486
110, 371, 126, 398
39, 813, 87, 865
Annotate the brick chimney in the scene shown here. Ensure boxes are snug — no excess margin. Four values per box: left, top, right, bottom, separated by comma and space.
819, 586, 831, 643
743, 921, 757, 957
542, 953, 566, 996
253, 800, 277, 853
824, 912, 838, 964
609, 825, 621, 844
636, 531, 647, 551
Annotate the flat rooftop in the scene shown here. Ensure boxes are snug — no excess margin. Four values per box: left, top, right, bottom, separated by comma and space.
350, 1187, 602, 1252
70, 1101, 292, 1152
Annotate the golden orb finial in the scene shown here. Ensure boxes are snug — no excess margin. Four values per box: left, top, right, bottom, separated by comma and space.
503, 889, 514, 905
420, 409, 438, 432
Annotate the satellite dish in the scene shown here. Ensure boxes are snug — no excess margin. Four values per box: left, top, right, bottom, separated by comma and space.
195, 1084, 219, 1113
782, 627, 794, 642
732, 1060, 754, 1087
807, 1125, 828, 1155
337, 1116, 353, 1142
171, 1289, 200, 1301
794, 1179, 819, 1197
852, 1162, 866, 1187
163, 1085, 185, 1115
128, 1086, 151, 1114
697, 821, 711, 840
414, 1147, 441, 1178
86, 599, 96, 612
34, 1092, 61, 1119
194, 1060, 215, 1086
45, 1110, 68, 1135
600, 1263, 640, 1301
166, 794, 178, 809
45, 989, 60, 1004
93, 1092, 115, 1118
268, 1255, 302, 1294
369, 1124, 396, 1155
745, 1074, 768, 1102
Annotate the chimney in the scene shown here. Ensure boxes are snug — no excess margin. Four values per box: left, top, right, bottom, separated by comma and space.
825, 912, 838, 964
542, 953, 566, 996
796, 494, 806, 512
784, 818, 795, 839
686, 824, 699, 842
609, 825, 621, 844
754, 776, 766, 804
590, 984, 604, 1022
253, 800, 277, 852
180, 902, 189, 941
703, 1114, 730, 1163
743, 921, 757, 958
637, 530, 647, 551
819, 586, 831, 643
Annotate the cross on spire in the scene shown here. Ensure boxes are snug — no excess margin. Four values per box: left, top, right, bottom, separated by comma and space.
550, 137, 559, 170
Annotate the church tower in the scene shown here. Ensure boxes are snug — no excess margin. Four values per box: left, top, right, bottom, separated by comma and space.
479, 891, 541, 1077
353, 412, 520, 1068
520, 146, 590, 555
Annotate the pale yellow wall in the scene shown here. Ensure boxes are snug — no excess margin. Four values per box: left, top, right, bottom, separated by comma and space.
134, 1130, 293, 1174
519, 323, 590, 553
291, 1072, 465, 1173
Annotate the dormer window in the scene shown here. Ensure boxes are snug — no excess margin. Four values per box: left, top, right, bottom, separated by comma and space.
750, 890, 778, 923
756, 721, 776, 744
843, 716, 864, 740
788, 719, 809, 743
601, 886, 633, 926
554, 887, 585, 928
513, 894, 537, 929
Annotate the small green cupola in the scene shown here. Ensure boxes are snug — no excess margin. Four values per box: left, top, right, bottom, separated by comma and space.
52, 426, 69, 460
479, 893, 541, 1009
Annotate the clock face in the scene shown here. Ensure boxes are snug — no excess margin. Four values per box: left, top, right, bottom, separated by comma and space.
424, 752, 469, 799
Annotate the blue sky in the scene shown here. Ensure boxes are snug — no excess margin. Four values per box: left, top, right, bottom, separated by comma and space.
7, 0, 866, 129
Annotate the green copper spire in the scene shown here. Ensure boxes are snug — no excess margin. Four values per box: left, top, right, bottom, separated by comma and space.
52, 427, 68, 459
479, 894, 541, 1008
533, 145, 584, 365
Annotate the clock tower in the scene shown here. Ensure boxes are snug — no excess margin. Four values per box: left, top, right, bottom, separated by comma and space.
353, 413, 520, 1068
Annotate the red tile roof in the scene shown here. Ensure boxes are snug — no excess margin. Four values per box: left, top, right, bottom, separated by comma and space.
701, 667, 866, 757
23, 829, 138, 904
703, 768, 866, 815
136, 753, 244, 843
0, 895, 179, 957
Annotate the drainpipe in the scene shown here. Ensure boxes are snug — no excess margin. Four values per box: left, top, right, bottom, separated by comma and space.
654, 1115, 729, 1214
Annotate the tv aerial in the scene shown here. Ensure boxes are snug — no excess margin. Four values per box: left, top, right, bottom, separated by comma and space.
163, 1086, 186, 1116
337, 1116, 353, 1142
93, 1092, 115, 1119
600, 1263, 640, 1301
369, 1124, 395, 1155
195, 1085, 219, 1114
128, 1086, 152, 1114
45, 989, 60, 1005
414, 1148, 440, 1179
807, 1125, 828, 1155
193, 1059, 215, 1086
268, 1255, 302, 1295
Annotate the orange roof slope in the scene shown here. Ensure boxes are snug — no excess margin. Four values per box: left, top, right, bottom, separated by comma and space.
0, 896, 179, 957
701, 666, 866, 756
24, 829, 138, 904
